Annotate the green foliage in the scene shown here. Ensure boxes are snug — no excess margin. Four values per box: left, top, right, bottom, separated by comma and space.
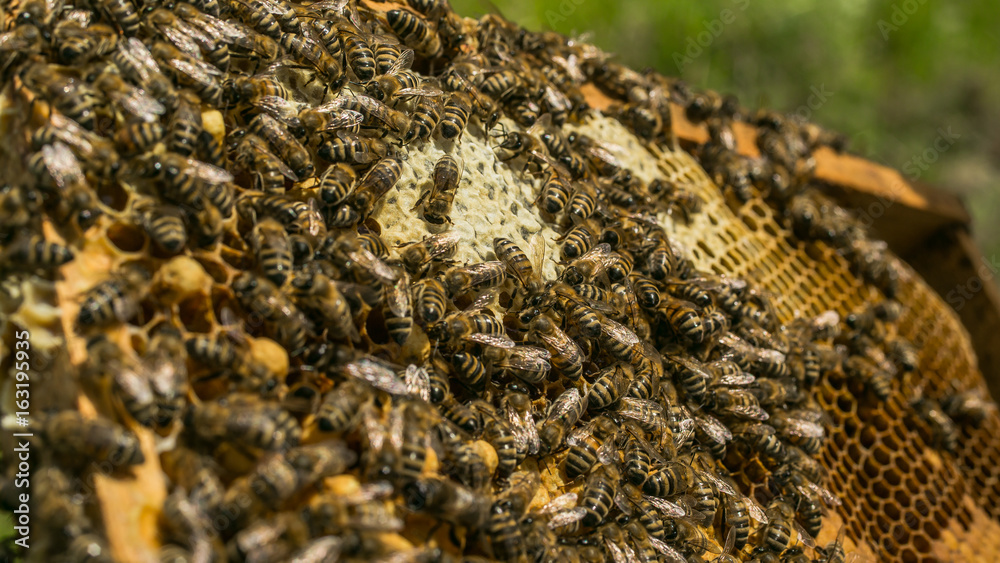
453, 0, 1000, 256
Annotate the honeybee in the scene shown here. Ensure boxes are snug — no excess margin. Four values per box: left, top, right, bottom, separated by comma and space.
20, 62, 104, 132
941, 389, 995, 426
494, 233, 546, 295
0, 233, 74, 272
47, 20, 117, 66
528, 314, 585, 380
219, 0, 281, 38
231, 131, 298, 192
386, 9, 442, 58
564, 415, 619, 479
339, 24, 377, 82
322, 93, 411, 135
315, 379, 371, 433
249, 218, 293, 287
187, 396, 301, 450
247, 113, 314, 179
76, 264, 149, 329
84, 335, 158, 427
233, 272, 311, 354
428, 310, 512, 350
150, 41, 225, 105
404, 93, 444, 144
502, 386, 541, 457
442, 260, 506, 296
402, 476, 490, 529
350, 156, 404, 218
280, 31, 346, 94
412, 155, 463, 224
39, 411, 145, 466
437, 91, 473, 140
398, 231, 460, 275
911, 396, 959, 453
579, 463, 619, 527
538, 387, 585, 454
843, 355, 892, 401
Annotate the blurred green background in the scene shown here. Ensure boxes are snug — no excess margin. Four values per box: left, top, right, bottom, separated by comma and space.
454, 0, 1000, 259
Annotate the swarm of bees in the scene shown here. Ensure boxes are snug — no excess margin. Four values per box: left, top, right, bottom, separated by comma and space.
0, 0, 996, 561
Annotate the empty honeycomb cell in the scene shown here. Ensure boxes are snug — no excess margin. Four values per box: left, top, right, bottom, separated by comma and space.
884, 466, 903, 488
839, 395, 858, 417
895, 455, 912, 475
195, 257, 229, 284
913, 533, 932, 553
863, 457, 881, 479
872, 479, 892, 500
923, 518, 942, 540
97, 181, 130, 211
884, 501, 901, 520
178, 295, 215, 334
881, 531, 901, 555
106, 222, 146, 253
859, 425, 879, 448
882, 431, 901, 452
872, 443, 892, 465
895, 489, 912, 508
741, 214, 759, 231
894, 523, 911, 545
901, 547, 919, 563
696, 240, 716, 258
934, 508, 951, 528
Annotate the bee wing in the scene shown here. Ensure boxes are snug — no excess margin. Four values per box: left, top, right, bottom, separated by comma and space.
793, 521, 817, 549
780, 416, 825, 438
546, 388, 583, 422
744, 496, 769, 524
537, 326, 582, 359
146, 351, 188, 396
320, 109, 365, 131
158, 21, 206, 60
394, 87, 445, 99
248, 138, 299, 181
387, 271, 411, 317
386, 48, 414, 75
699, 470, 737, 498
648, 537, 687, 563
254, 95, 303, 120
602, 317, 639, 346
463, 260, 506, 286
122, 38, 163, 84
404, 365, 431, 402
668, 404, 696, 447
603, 538, 632, 563
543, 85, 572, 112
114, 367, 155, 404
111, 85, 167, 122
716, 372, 755, 386
348, 247, 399, 284
255, 0, 287, 15
48, 113, 95, 156
341, 481, 395, 504
463, 333, 515, 349
343, 357, 408, 395
170, 57, 224, 92
804, 480, 842, 507
64, 9, 92, 25
695, 414, 732, 444
185, 157, 234, 184
622, 423, 668, 466
307, 0, 349, 13
41, 142, 85, 190
361, 404, 388, 453
644, 494, 687, 518
505, 404, 539, 455
188, 10, 247, 44
425, 231, 461, 259
501, 345, 551, 371
617, 396, 665, 424
546, 507, 587, 529
727, 401, 770, 422
0, 28, 35, 52
596, 437, 618, 466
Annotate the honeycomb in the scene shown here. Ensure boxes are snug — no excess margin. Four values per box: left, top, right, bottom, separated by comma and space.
0, 0, 999, 562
